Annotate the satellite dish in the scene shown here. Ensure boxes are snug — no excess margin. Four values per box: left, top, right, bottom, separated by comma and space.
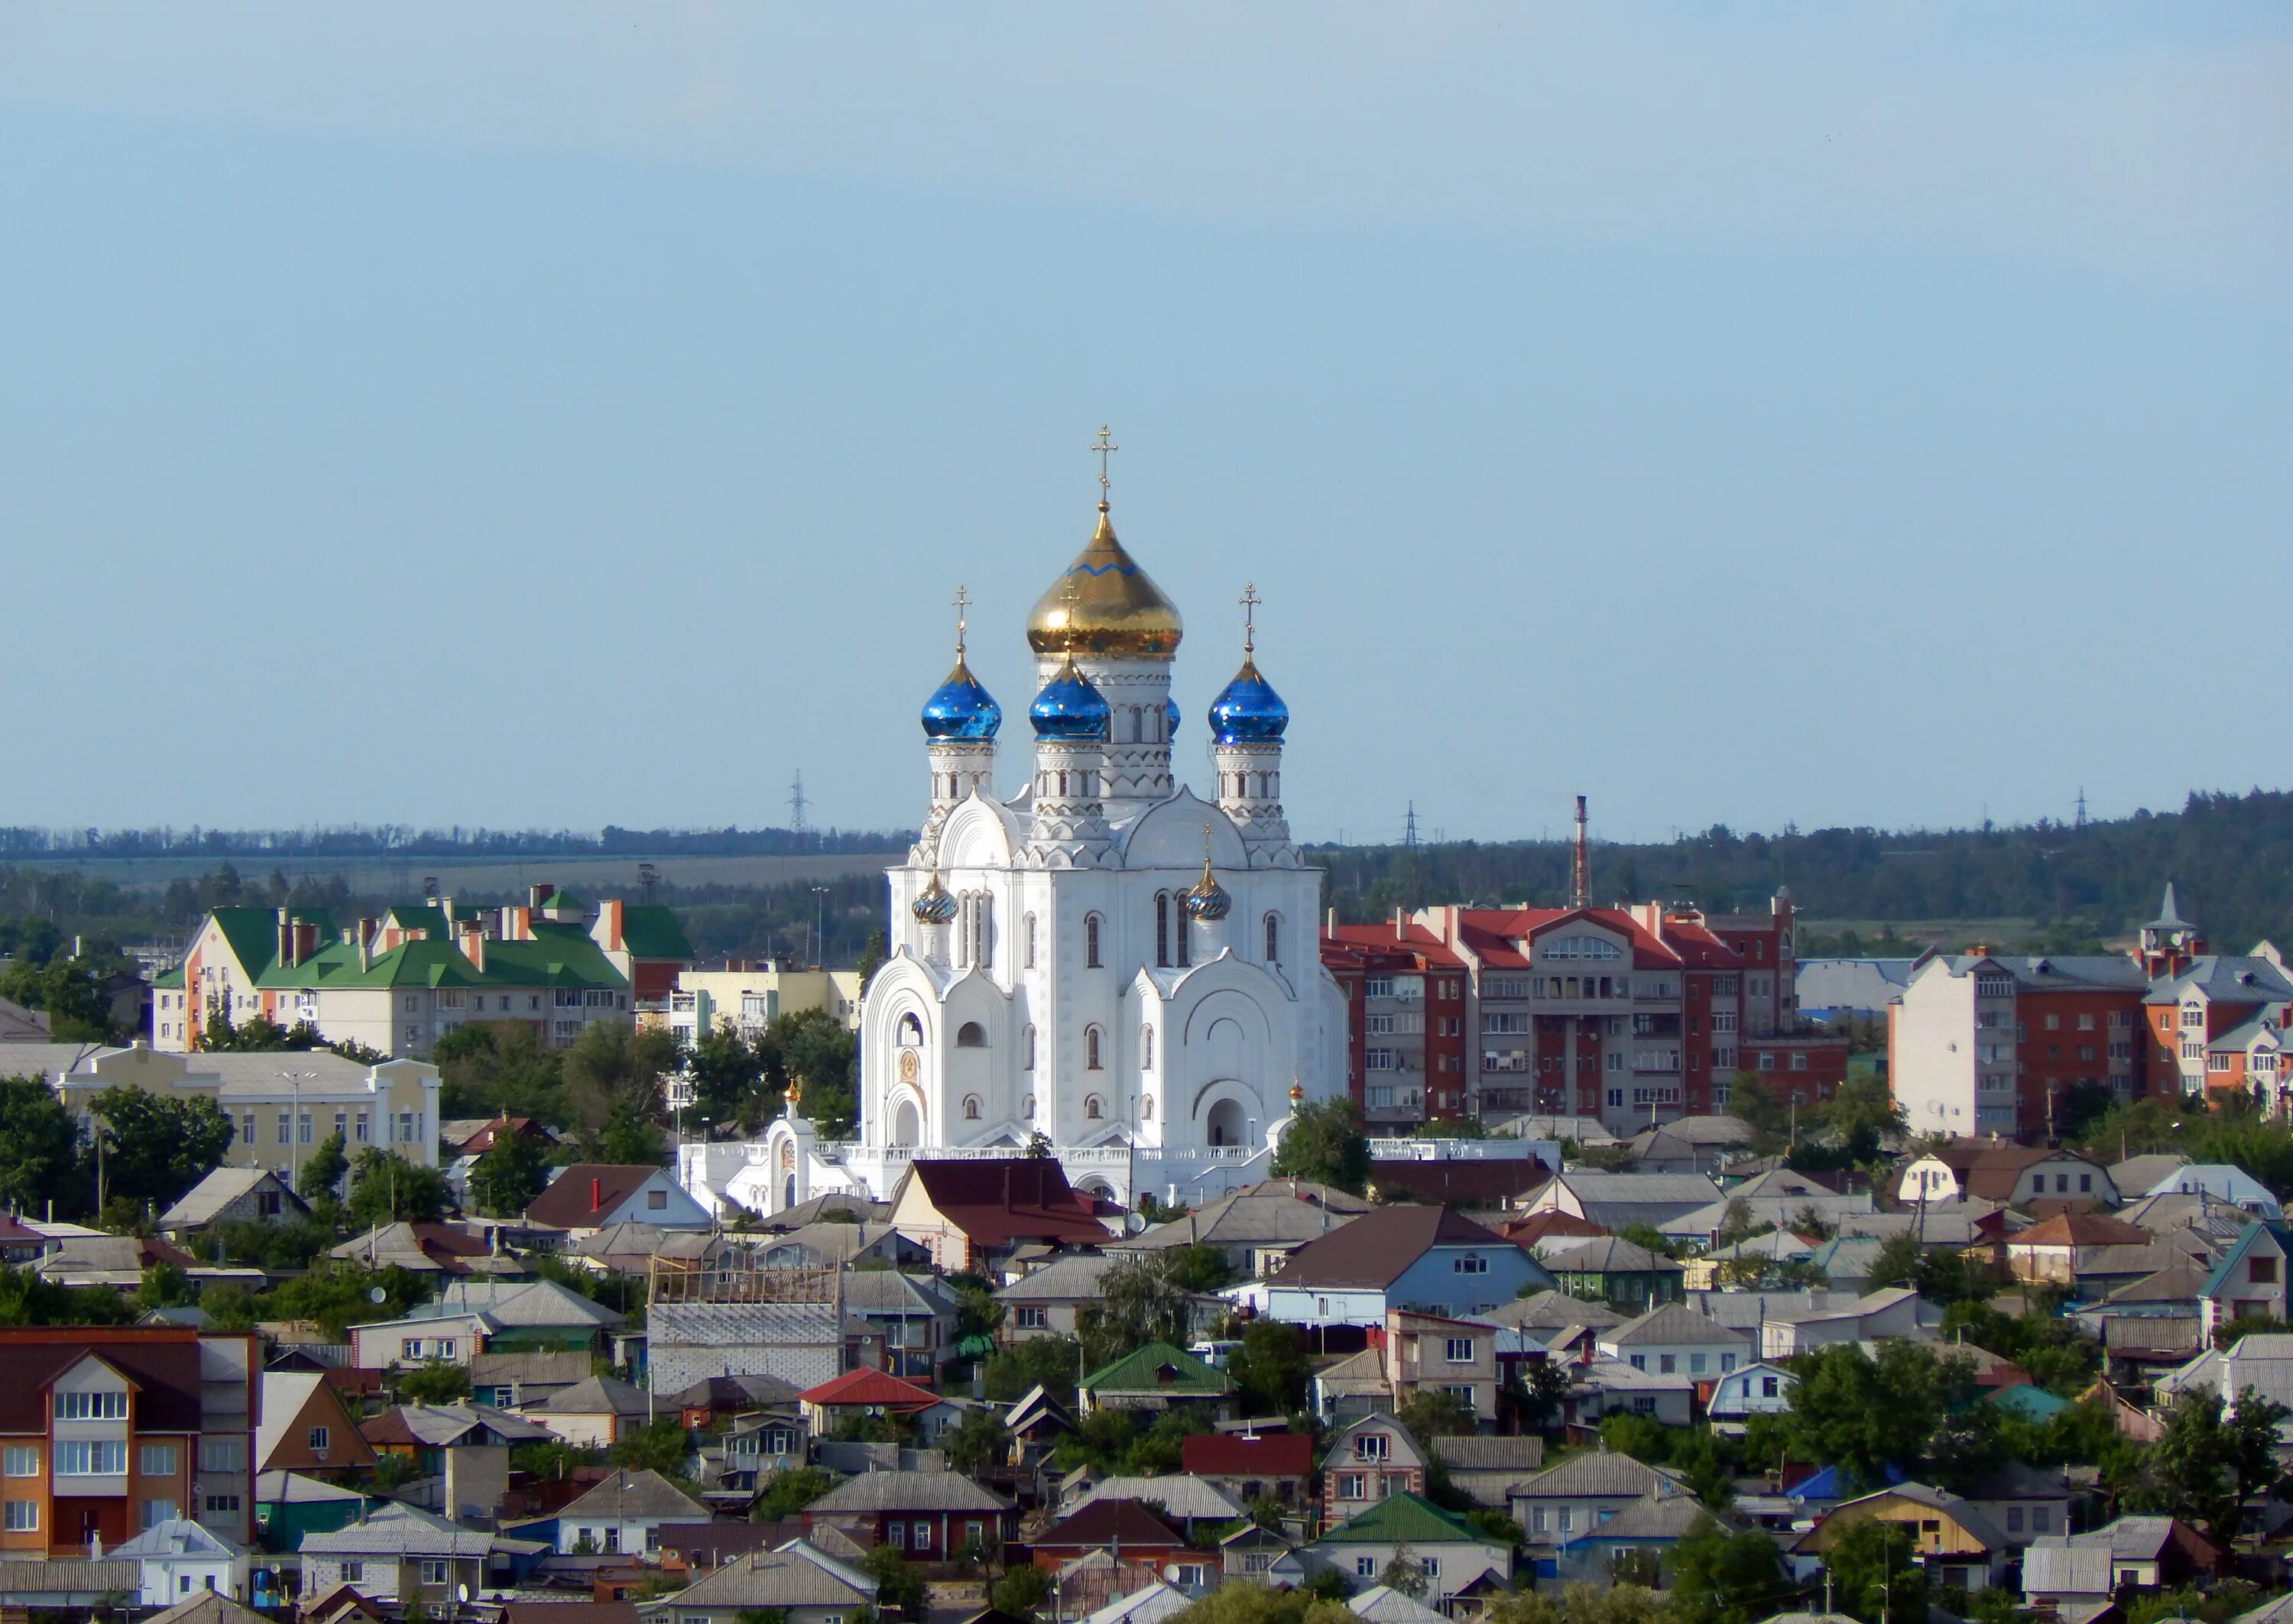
368, 1287, 387, 1303
458, 1585, 470, 1604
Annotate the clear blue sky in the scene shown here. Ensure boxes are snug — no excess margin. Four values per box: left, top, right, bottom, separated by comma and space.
3, 6, 2286, 845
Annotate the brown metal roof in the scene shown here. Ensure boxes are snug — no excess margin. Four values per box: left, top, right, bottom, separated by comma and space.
1267, 1205, 1513, 1289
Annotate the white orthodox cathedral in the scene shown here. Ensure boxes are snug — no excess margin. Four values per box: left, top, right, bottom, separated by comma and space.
680, 465, 1347, 1217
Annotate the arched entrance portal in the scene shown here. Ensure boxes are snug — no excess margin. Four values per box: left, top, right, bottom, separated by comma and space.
892, 1099, 922, 1148
1206, 1097, 1247, 1147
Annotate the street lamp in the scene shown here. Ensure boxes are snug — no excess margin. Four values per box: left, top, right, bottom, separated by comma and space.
277, 1070, 319, 1183
811, 887, 830, 968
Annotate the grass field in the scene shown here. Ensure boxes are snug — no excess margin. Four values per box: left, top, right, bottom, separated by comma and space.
8, 850, 905, 896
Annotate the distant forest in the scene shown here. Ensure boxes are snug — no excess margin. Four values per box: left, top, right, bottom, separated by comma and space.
1313, 789, 2293, 956
5, 788, 2292, 968
0, 823, 897, 859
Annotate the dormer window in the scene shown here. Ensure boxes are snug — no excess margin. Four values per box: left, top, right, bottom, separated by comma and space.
1355, 1433, 1389, 1461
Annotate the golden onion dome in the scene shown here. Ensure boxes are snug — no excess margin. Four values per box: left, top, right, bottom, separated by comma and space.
1026, 504, 1184, 660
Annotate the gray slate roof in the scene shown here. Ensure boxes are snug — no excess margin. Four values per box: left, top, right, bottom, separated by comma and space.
161, 1167, 302, 1228
1564, 1492, 1721, 1543
1510, 1452, 1689, 1500
532, 1376, 651, 1417
1602, 1302, 1752, 1348
997, 1253, 1124, 1301
1472, 1292, 1627, 1331
670, 1545, 874, 1609
1117, 1179, 1370, 1251
807, 1468, 1012, 1513
1545, 1237, 1683, 1276
301, 1500, 496, 1556
384, 1278, 624, 1331
555, 1468, 709, 1522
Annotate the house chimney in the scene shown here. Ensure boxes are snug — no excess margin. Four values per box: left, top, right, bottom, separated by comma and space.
293, 922, 318, 964
277, 908, 295, 969
1393, 907, 1406, 939
459, 923, 486, 973
1571, 795, 1591, 909
1326, 908, 1338, 933
601, 898, 625, 951
591, 1178, 602, 1212
531, 884, 555, 909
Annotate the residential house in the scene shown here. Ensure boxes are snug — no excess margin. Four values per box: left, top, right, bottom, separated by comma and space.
546, 1468, 709, 1558
1554, 1493, 1727, 1584
1064, 1476, 1244, 1542
1364, 1158, 1552, 1211
2022, 1517, 2223, 1606
440, 1116, 559, 1159
254, 1373, 374, 1479
1707, 1363, 1796, 1434
358, 1404, 553, 1474
0, 1557, 144, 1608
1542, 1238, 1686, 1313
2154, 1332, 2293, 1417
883, 1159, 1112, 1275
1311, 1491, 1513, 1603
842, 1272, 960, 1382
158, 1169, 309, 1239
1626, 1117, 1757, 1175
138, 1593, 274, 1624
1499, 1209, 1612, 1259
1964, 1462, 2073, 1548
576, 1223, 733, 1279
34, 1233, 212, 1294
298, 1501, 534, 1605
253, 1471, 371, 1551
1030, 1499, 1194, 1577
2006, 1214, 2156, 1287
1079, 1341, 1233, 1416
1348, 1586, 1450, 1624
1522, 1172, 1726, 1233
657, 1520, 783, 1577
1568, 1358, 1698, 1428
1319, 1414, 1430, 1525
1004, 1384, 1076, 1473
1221, 1521, 1308, 1584
526, 1165, 714, 1237
995, 1253, 1127, 1342
348, 1279, 628, 1366
1428, 1436, 1548, 1512
1314, 1311, 1500, 1428
0, 1325, 260, 1555
716, 1411, 809, 1496
105, 1517, 250, 1606
795, 1368, 942, 1433
668, 1374, 801, 1431
526, 1376, 654, 1451
1892, 1142, 2118, 1212
654, 1541, 875, 1624
1180, 1431, 1317, 1509
1480, 1292, 1626, 1334
2138, 1163, 2283, 1218
800, 1469, 1014, 1558
2193, 1224, 2293, 1340
1760, 1288, 1935, 1361
0, 1214, 50, 1267
1594, 1302, 1751, 1386
1261, 1206, 1555, 1327
1506, 1452, 1691, 1551
468, 1352, 596, 1413
1078, 1580, 1196, 1624
332, 1220, 509, 1278
1792, 1483, 2008, 1593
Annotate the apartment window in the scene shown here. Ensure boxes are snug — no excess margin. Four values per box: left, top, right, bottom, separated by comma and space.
1365, 977, 1396, 999
199, 1438, 244, 1473
404, 1338, 425, 1360
1442, 1386, 1474, 1404
3, 1502, 34, 1532
138, 1444, 177, 1476
1445, 1337, 1474, 1363
55, 1391, 128, 1421
1789, 1053, 1808, 1071
1631, 1395, 1657, 1414
140, 1499, 177, 1529
1368, 1014, 1395, 1036
355, 1111, 369, 1144
277, 1111, 294, 1145
1420, 1558, 1441, 1578
298, 1113, 313, 1145
419, 1560, 451, 1587
57, 1440, 129, 1475
1689, 1353, 1707, 1375
1659, 1354, 1677, 1374
436, 1339, 458, 1360
1369, 1085, 1395, 1108
1365, 1050, 1398, 1071
1557, 1508, 1574, 1532
2, 1447, 34, 1477
240, 1112, 256, 1146
308, 1426, 331, 1455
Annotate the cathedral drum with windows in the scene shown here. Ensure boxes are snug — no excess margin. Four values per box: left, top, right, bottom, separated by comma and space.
841, 477, 1346, 1203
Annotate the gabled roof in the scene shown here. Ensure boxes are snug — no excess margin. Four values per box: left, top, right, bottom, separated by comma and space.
1511, 1451, 1688, 1501
806, 1468, 1010, 1512
1559, 1492, 1721, 1545
161, 1166, 306, 1229
1267, 1204, 1521, 1289
2145, 955, 2293, 1006
1071, 1474, 1244, 1522
555, 1468, 709, 1522
107, 1516, 244, 1561
1476, 1290, 1627, 1331
1545, 1237, 1683, 1276
300, 1499, 497, 1557
901, 1159, 1111, 1247
1497, 1210, 1610, 1249
531, 1375, 650, 1417
996, 1252, 1124, 1301
2014, 1213, 2152, 1248
1349, 1585, 1450, 1624
1082, 1340, 1230, 1396
141, 1595, 271, 1624
524, 1165, 674, 1230
1601, 1302, 1751, 1348
1429, 1435, 1546, 1473
796, 1366, 942, 1412
1181, 1431, 1315, 1477
1318, 1489, 1484, 1545
668, 1545, 874, 1610
2199, 1222, 2293, 1301
1365, 1159, 1552, 1207
1039, 1499, 1187, 1548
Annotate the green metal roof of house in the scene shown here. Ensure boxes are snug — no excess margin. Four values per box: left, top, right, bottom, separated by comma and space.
151, 965, 186, 990
542, 893, 584, 912
618, 905, 693, 961
484, 923, 629, 988
1986, 1383, 2071, 1422
1318, 1491, 1481, 1545
385, 906, 450, 937
1080, 1340, 1230, 1396
255, 938, 493, 991
207, 906, 338, 976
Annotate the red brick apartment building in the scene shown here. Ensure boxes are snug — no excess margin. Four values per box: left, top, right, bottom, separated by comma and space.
1324, 890, 1844, 1134
1890, 885, 2293, 1139
0, 1327, 260, 1557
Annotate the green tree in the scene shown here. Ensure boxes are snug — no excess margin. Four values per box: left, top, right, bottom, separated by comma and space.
131, 1263, 198, 1314
1394, 1389, 1475, 1440
432, 1021, 566, 1126
944, 1407, 1010, 1475
612, 1418, 695, 1477
397, 1361, 472, 1405
346, 1148, 452, 1227
2130, 1386, 2291, 1537
1867, 1233, 1924, 1290
989, 1564, 1052, 1619
1163, 1242, 1236, 1292
686, 1026, 766, 1126
298, 1130, 351, 1201
0, 1266, 133, 1327
1784, 1342, 1946, 1493
0, 1075, 83, 1215
89, 1085, 235, 1209
1271, 1098, 1370, 1194
760, 1008, 858, 1138
1378, 1547, 1429, 1597
467, 1132, 550, 1217
1825, 1516, 1926, 1624
752, 1465, 840, 1520
855, 931, 888, 992
1076, 1255, 1195, 1368
1228, 1321, 1312, 1416
860, 1545, 927, 1619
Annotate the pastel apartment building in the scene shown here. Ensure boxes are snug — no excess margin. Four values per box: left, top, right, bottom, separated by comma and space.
158, 885, 689, 1058
0, 1327, 260, 1558
1319, 922, 1471, 1133
1890, 886, 2293, 1138
1322, 890, 1844, 1132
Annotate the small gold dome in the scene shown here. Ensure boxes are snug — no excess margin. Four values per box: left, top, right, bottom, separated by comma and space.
1026, 504, 1185, 660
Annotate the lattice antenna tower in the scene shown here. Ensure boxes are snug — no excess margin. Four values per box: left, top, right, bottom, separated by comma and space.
788, 770, 809, 837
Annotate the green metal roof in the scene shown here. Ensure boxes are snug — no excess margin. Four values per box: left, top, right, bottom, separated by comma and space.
1080, 1340, 1230, 1396
249, 922, 626, 994
482, 922, 630, 989
385, 906, 449, 937
617, 905, 693, 961
207, 906, 338, 975
151, 965, 186, 990
1318, 1491, 1481, 1545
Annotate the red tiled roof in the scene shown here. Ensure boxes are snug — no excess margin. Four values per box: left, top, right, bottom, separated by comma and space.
1654, 917, 1742, 969
796, 1366, 941, 1412
1366, 1160, 1552, 1207
1497, 1210, 1609, 1246
1322, 924, 1465, 970
524, 1165, 663, 1229
906, 1159, 1110, 1248
0, 1327, 207, 1433
1181, 1431, 1315, 1478
2012, 1213, 2151, 1248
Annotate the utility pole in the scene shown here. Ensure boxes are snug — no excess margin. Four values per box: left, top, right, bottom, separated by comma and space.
788, 771, 809, 838
1404, 803, 1419, 851
2074, 787, 2088, 830
812, 887, 830, 969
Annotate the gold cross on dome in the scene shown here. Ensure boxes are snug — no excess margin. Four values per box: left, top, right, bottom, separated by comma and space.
1240, 581, 1262, 655
951, 584, 971, 656
1091, 425, 1119, 502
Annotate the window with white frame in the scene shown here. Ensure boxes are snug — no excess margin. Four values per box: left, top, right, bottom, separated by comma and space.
1445, 1337, 1474, 1363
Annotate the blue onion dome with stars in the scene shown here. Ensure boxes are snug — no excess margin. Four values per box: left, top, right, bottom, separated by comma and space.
1030, 654, 1111, 741
920, 656, 1001, 740
1183, 852, 1232, 921
912, 872, 958, 925
1164, 695, 1180, 740
1209, 656, 1289, 744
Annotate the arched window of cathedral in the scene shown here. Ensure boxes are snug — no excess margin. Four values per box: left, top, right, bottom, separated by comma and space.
1264, 912, 1281, 964
1176, 912, 1191, 970
1022, 1093, 1036, 1120
956, 1022, 988, 1049
1086, 1026, 1104, 1070
897, 1013, 923, 1048
1085, 914, 1102, 968
968, 893, 991, 968
1023, 1024, 1036, 1070
1024, 913, 1037, 968
963, 1095, 981, 1120
1141, 1093, 1155, 1120
1085, 1094, 1104, 1120
1155, 893, 1171, 968
1141, 1025, 1154, 1070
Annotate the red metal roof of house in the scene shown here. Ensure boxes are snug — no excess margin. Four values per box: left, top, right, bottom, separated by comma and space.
2012, 1213, 2151, 1248
1268, 1204, 1512, 1289
0, 1327, 209, 1433
1036, 1499, 1187, 1551
1497, 1209, 1609, 1246
1180, 1431, 1316, 1478
1322, 923, 1466, 970
904, 1159, 1111, 1248
524, 1165, 663, 1229
796, 1366, 942, 1412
